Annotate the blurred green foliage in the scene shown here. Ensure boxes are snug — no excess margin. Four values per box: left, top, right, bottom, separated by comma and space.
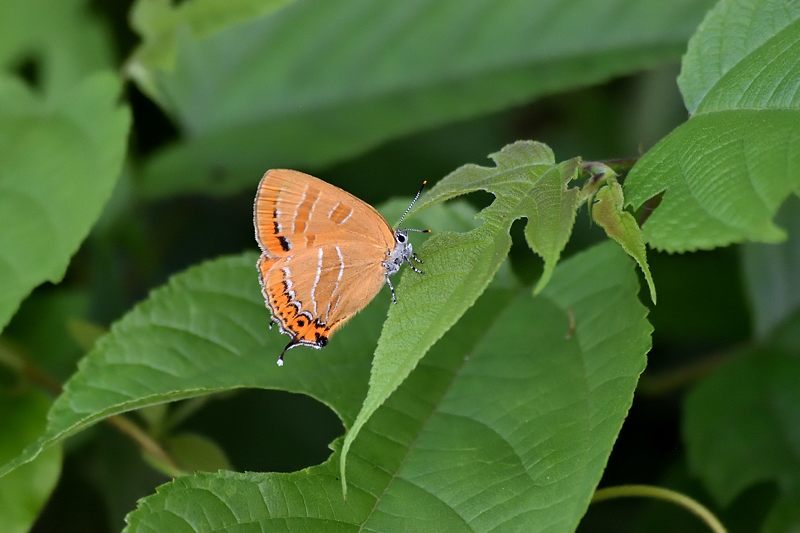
0, 0, 798, 531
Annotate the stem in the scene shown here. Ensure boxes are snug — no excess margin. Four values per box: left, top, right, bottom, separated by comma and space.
106, 415, 185, 477
0, 340, 62, 395
0, 342, 184, 478
163, 396, 209, 433
591, 484, 727, 533
582, 157, 638, 182
638, 349, 737, 396
602, 157, 639, 177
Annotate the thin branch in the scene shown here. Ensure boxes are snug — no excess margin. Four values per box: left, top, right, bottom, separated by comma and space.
591, 484, 727, 533
106, 415, 185, 477
0, 342, 184, 478
637, 348, 739, 397
602, 157, 639, 178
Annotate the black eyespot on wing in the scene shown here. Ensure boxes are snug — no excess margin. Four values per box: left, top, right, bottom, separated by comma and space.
278, 236, 291, 251
297, 318, 305, 327
315, 332, 328, 347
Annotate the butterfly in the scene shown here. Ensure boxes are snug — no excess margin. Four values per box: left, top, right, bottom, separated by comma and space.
253, 169, 429, 366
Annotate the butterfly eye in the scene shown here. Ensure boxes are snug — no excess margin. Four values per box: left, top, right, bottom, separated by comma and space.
396, 234, 406, 243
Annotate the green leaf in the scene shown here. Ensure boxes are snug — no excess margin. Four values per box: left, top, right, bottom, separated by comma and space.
131, 0, 716, 198
0, 253, 378, 479
339, 142, 581, 493
0, 200, 468, 478
523, 161, 581, 294
684, 350, 800, 520
126, 0, 294, 104
124, 242, 650, 531
0, 389, 62, 533
740, 196, 800, 338
0, 73, 131, 334
592, 178, 657, 303
625, 0, 800, 251
164, 433, 231, 473
0, 0, 112, 97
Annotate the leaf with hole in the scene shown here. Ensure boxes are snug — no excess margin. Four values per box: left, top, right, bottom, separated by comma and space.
0, 0, 112, 97
124, 242, 650, 532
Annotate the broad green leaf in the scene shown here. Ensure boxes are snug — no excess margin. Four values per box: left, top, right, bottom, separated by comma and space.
684, 350, 800, 522
0, 0, 112, 98
0, 201, 467, 478
0, 389, 62, 533
0, 74, 130, 334
131, 0, 716, 198
740, 196, 800, 338
625, 0, 800, 251
592, 178, 656, 303
340, 142, 581, 493
677, 0, 800, 115
127, 0, 294, 104
125, 242, 650, 532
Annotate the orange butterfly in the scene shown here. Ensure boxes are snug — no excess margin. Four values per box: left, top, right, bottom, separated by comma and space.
253, 169, 428, 366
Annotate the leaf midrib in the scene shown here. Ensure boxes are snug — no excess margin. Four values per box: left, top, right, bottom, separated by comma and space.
355, 294, 514, 532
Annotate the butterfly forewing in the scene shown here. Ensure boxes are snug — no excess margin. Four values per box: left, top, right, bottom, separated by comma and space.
254, 170, 395, 350
255, 169, 394, 258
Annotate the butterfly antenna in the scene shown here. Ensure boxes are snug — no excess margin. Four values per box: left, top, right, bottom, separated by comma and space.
396, 180, 427, 228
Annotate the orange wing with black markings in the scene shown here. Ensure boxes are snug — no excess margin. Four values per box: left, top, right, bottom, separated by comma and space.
254, 169, 394, 258
254, 170, 396, 365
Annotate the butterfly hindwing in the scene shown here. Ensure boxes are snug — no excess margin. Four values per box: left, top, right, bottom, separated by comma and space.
258, 243, 386, 346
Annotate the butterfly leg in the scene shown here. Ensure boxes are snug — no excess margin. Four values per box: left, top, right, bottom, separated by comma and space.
411, 252, 423, 264
385, 274, 397, 304
404, 256, 424, 275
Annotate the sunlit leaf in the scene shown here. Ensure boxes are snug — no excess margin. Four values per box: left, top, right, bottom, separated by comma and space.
592, 178, 656, 303
625, 0, 800, 251
124, 242, 650, 532
0, 74, 131, 333
130, 0, 716, 198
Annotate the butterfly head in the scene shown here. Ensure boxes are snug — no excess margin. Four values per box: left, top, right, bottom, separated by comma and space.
385, 230, 413, 276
